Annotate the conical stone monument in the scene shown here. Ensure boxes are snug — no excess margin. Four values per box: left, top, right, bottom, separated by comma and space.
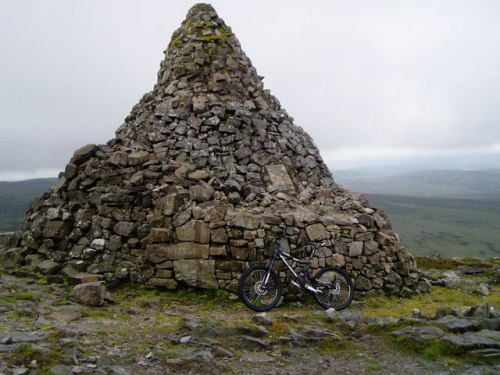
2, 4, 426, 297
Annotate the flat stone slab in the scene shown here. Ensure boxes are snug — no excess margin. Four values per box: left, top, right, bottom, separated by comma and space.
288, 326, 341, 344
391, 326, 445, 341
48, 305, 83, 322
442, 329, 500, 350
240, 352, 274, 363
147, 242, 209, 262
265, 164, 296, 193
435, 315, 481, 333
0, 331, 49, 351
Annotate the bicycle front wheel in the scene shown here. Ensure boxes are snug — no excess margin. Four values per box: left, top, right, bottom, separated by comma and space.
238, 266, 282, 312
313, 267, 354, 310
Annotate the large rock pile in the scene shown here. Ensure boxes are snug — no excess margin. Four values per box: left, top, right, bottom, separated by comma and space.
2, 4, 426, 297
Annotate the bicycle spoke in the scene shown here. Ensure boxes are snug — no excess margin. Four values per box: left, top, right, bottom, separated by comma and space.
313, 267, 353, 310
238, 266, 282, 311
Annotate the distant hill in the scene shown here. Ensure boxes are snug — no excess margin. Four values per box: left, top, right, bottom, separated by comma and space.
335, 169, 500, 197
333, 168, 500, 258
366, 193, 500, 258
0, 178, 57, 232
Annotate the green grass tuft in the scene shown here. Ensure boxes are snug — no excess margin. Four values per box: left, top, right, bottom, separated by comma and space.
13, 343, 42, 365
81, 309, 113, 319
365, 357, 382, 371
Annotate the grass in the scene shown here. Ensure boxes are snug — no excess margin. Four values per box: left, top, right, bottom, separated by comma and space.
0, 291, 38, 303
365, 357, 382, 371
117, 286, 239, 312
0, 296, 16, 304
393, 335, 459, 360
415, 257, 463, 270
10, 342, 73, 374
81, 309, 113, 319
13, 343, 42, 365
360, 283, 500, 319
12, 291, 38, 300
317, 335, 347, 354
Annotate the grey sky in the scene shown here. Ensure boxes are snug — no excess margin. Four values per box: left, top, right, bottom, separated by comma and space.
1, 0, 499, 180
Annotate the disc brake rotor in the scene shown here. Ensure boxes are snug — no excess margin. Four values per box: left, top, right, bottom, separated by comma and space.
254, 281, 268, 296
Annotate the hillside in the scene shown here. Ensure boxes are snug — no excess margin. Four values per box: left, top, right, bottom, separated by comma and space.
366, 194, 500, 258
335, 169, 500, 258
0, 178, 57, 231
335, 169, 500, 197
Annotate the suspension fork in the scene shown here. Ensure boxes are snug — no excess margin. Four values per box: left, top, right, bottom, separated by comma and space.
263, 246, 280, 285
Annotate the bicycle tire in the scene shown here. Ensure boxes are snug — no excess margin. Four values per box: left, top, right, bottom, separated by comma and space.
313, 267, 354, 310
238, 266, 282, 312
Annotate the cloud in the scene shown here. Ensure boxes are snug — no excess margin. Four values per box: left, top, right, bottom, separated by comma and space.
1, 1, 500, 180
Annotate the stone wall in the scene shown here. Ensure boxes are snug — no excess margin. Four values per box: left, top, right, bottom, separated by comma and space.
0, 232, 14, 248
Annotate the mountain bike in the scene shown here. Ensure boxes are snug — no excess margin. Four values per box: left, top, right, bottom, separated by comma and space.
238, 234, 354, 312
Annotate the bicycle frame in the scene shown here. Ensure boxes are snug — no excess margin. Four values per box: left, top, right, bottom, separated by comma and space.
264, 240, 323, 293
238, 236, 355, 312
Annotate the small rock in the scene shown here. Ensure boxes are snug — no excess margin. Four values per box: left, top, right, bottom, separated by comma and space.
411, 309, 430, 320
325, 308, 336, 318
476, 283, 490, 296
459, 266, 486, 275
108, 366, 131, 375
252, 313, 273, 326
472, 302, 493, 318
73, 281, 106, 307
49, 306, 82, 322
325, 309, 364, 324
288, 327, 341, 345
180, 335, 191, 344
49, 365, 72, 375
90, 239, 106, 250
240, 335, 271, 349
235, 324, 270, 338
371, 316, 401, 328
240, 352, 274, 363
442, 271, 461, 288
35, 259, 61, 274
0, 335, 12, 344
0, 331, 48, 344
214, 346, 234, 358
479, 318, 500, 331
11, 368, 30, 375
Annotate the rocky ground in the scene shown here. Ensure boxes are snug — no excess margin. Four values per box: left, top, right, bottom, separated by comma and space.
0, 256, 499, 375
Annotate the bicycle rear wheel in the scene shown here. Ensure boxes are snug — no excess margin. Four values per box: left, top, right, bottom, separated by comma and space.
238, 266, 282, 312
313, 267, 354, 310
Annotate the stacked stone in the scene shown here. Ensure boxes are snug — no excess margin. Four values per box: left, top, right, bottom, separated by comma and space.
2, 4, 426, 297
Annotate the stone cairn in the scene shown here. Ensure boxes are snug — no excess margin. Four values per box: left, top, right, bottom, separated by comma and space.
2, 4, 427, 297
